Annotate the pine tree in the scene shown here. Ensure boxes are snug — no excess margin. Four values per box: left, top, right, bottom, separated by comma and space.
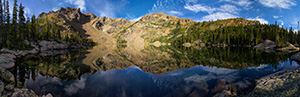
18, 3, 25, 40
56, 24, 61, 40
64, 32, 69, 41
0, 0, 2, 47
4, 0, 10, 48
31, 15, 36, 40
44, 16, 50, 40
289, 27, 294, 43
5, 0, 9, 26
26, 17, 31, 40
0, 0, 3, 25
12, 0, 18, 39
51, 20, 55, 39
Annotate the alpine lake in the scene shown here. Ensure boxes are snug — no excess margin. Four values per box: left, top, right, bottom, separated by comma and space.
11, 44, 300, 97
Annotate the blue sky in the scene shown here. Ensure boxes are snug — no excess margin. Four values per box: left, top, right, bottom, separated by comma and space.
13, 0, 300, 29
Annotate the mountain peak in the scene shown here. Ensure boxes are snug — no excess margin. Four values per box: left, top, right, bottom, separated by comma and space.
140, 12, 171, 21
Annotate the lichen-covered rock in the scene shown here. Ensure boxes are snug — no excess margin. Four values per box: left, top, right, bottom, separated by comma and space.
0, 54, 16, 69
245, 67, 300, 96
5, 84, 15, 91
11, 88, 37, 97
0, 81, 4, 96
0, 67, 15, 83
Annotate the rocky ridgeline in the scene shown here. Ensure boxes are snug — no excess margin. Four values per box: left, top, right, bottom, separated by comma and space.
0, 40, 85, 97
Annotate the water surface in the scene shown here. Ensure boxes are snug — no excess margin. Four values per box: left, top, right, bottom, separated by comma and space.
12, 45, 299, 97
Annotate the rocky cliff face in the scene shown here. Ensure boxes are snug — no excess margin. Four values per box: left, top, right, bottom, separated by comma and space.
91, 16, 134, 34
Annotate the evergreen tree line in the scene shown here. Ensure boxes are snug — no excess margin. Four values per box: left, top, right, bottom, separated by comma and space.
172, 22, 300, 47
0, 0, 89, 49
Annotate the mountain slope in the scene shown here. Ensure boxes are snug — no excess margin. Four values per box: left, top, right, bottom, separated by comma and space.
37, 7, 260, 46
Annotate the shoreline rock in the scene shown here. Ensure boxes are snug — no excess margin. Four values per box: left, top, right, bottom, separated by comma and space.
0, 40, 87, 97
245, 67, 300, 96
254, 40, 300, 52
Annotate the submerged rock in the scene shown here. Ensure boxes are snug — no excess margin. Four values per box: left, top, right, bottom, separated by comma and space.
245, 67, 300, 96
291, 52, 300, 62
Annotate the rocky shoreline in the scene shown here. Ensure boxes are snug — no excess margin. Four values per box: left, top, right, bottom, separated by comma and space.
0, 40, 87, 97
245, 66, 300, 96
1, 39, 300, 96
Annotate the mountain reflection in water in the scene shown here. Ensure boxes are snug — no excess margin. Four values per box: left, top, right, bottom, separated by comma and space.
12, 45, 300, 97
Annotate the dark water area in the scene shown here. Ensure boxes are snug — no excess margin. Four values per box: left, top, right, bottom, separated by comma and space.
12, 46, 300, 97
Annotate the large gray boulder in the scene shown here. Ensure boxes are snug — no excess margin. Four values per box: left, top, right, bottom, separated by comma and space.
0, 67, 15, 83
0, 54, 16, 69
11, 88, 37, 97
39, 40, 69, 51
0, 48, 18, 55
253, 40, 276, 50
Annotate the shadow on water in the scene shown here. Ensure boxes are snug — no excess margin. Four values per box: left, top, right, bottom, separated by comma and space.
11, 45, 300, 97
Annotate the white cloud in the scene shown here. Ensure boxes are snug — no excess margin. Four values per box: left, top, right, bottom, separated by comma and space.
277, 20, 285, 26
273, 16, 279, 19
184, 4, 239, 14
99, 7, 115, 17
248, 16, 269, 24
52, 8, 59, 11
184, 0, 198, 3
258, 0, 296, 9
89, 0, 128, 18
220, 0, 253, 8
64, 77, 86, 96
290, 17, 300, 28
169, 10, 184, 16
149, 0, 184, 14
24, 7, 31, 14
199, 12, 238, 22
184, 4, 217, 13
65, 0, 86, 11
219, 4, 240, 14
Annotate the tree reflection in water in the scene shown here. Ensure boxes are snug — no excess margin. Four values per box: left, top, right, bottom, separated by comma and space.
11, 46, 300, 96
